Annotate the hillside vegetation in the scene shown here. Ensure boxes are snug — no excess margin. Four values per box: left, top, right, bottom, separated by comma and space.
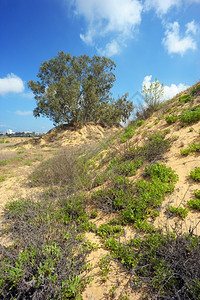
0, 82, 200, 299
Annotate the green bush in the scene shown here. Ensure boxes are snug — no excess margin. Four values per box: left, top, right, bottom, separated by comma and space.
194, 189, 200, 199
180, 106, 200, 124
190, 167, 200, 182
180, 142, 200, 156
123, 132, 170, 162
168, 206, 189, 218
165, 115, 179, 124
191, 84, 200, 96
108, 157, 143, 176
188, 198, 200, 211
179, 94, 191, 104
0, 193, 92, 299
105, 232, 200, 299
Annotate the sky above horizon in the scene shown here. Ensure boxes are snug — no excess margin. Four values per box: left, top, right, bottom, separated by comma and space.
0, 0, 200, 132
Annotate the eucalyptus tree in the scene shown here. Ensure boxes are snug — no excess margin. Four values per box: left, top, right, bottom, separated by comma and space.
28, 52, 133, 126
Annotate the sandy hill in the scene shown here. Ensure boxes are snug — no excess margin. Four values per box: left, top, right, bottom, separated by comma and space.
0, 81, 200, 299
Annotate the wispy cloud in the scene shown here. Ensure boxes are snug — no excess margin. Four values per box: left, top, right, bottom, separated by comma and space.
0, 73, 25, 95
71, 0, 142, 56
162, 21, 198, 56
22, 92, 34, 99
144, 0, 181, 15
142, 75, 189, 100
15, 110, 32, 116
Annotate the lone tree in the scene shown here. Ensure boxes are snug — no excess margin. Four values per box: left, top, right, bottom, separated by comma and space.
28, 52, 134, 126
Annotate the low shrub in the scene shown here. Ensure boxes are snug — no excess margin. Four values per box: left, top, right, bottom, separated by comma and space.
0, 192, 93, 299
165, 115, 179, 124
191, 84, 200, 96
105, 232, 200, 299
123, 132, 170, 162
120, 120, 144, 143
168, 206, 189, 218
187, 190, 200, 210
180, 142, 200, 156
108, 157, 143, 176
190, 167, 200, 182
179, 94, 191, 104
180, 106, 200, 124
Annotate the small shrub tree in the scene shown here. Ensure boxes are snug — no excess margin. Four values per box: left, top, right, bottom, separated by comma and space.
142, 77, 164, 114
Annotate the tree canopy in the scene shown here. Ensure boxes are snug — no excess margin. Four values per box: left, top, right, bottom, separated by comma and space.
28, 52, 134, 126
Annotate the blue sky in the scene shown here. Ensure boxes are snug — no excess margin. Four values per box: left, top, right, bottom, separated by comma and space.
0, 0, 200, 132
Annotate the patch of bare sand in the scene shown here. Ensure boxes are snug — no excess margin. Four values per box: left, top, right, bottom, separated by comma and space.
82, 232, 143, 300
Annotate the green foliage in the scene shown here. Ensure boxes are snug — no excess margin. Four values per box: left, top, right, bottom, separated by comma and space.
28, 52, 134, 126
180, 106, 200, 124
191, 84, 200, 96
120, 120, 144, 143
0, 190, 94, 299
194, 189, 200, 199
108, 158, 143, 176
190, 167, 200, 182
98, 255, 112, 281
179, 94, 191, 104
92, 163, 178, 231
144, 163, 179, 183
97, 224, 124, 239
180, 142, 200, 156
123, 132, 170, 162
187, 190, 200, 210
0, 159, 10, 166
90, 209, 98, 219
0, 176, 6, 182
168, 206, 189, 218
188, 198, 200, 211
142, 77, 164, 112
165, 114, 179, 124
105, 232, 200, 299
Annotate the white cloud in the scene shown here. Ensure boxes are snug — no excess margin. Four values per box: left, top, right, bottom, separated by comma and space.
142, 75, 189, 101
162, 21, 198, 56
144, 0, 180, 15
15, 110, 32, 116
142, 75, 152, 89
186, 20, 198, 35
163, 83, 189, 100
71, 0, 142, 55
97, 40, 121, 57
0, 73, 25, 95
